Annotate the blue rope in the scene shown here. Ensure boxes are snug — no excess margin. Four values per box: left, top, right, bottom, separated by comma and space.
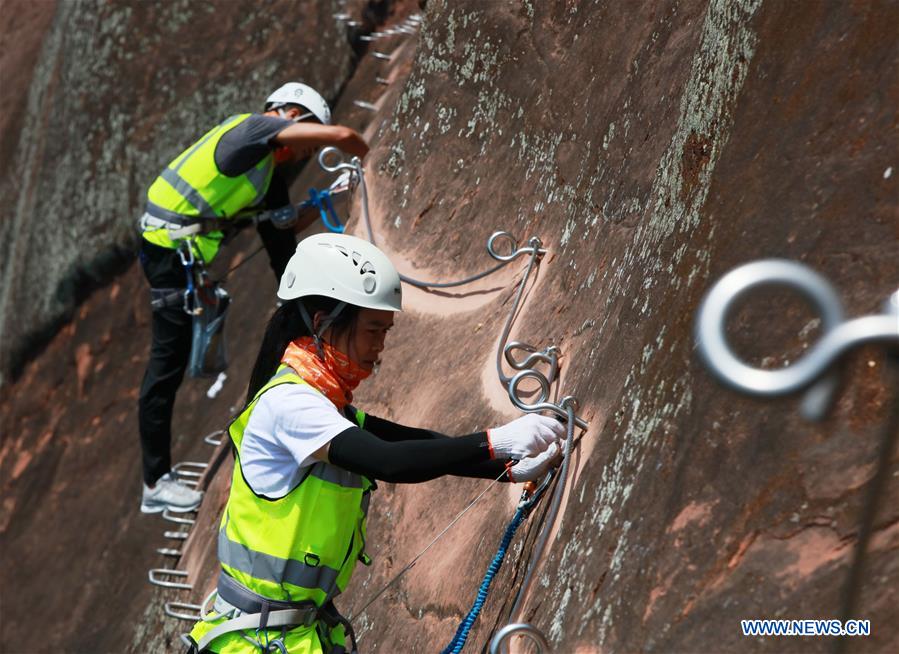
440, 505, 529, 654
308, 187, 345, 233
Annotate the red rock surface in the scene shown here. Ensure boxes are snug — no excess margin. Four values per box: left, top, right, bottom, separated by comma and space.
2, 1, 897, 653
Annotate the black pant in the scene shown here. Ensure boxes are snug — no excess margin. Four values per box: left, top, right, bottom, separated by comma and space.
138, 240, 194, 485
137, 223, 295, 485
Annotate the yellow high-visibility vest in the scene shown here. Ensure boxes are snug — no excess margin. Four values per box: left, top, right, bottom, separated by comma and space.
143, 114, 275, 263
189, 366, 373, 652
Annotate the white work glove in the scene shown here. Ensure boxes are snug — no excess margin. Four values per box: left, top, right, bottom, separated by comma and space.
507, 442, 563, 483
487, 413, 566, 460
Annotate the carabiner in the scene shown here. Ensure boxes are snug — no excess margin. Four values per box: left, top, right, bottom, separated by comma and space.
518, 467, 555, 512
177, 241, 203, 316
308, 187, 346, 233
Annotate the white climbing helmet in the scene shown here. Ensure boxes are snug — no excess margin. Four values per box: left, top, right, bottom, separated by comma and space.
278, 233, 403, 311
264, 82, 332, 125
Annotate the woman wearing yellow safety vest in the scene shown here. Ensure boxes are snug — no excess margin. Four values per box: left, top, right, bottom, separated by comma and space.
137, 83, 368, 516
184, 233, 565, 653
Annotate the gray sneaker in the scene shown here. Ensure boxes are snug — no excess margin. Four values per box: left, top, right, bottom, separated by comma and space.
141, 472, 203, 514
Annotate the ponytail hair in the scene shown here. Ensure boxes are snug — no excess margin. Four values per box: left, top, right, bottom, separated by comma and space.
246, 296, 359, 404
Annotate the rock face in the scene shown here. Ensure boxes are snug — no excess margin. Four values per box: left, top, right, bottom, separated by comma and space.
2, 1, 897, 653
0, 0, 356, 384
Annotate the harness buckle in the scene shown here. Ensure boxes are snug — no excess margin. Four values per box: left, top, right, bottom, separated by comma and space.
167, 222, 203, 240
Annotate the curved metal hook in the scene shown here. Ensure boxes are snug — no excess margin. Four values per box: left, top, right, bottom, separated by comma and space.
509, 370, 589, 430
509, 368, 551, 408
696, 259, 899, 419
489, 623, 550, 654
504, 341, 560, 373
488, 231, 546, 262
318, 146, 358, 175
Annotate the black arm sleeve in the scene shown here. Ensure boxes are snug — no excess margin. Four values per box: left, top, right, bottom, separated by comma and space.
328, 426, 502, 484
362, 413, 446, 442
339, 409, 511, 482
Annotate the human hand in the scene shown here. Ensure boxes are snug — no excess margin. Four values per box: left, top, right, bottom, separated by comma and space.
339, 128, 369, 159
506, 442, 562, 482
487, 413, 565, 460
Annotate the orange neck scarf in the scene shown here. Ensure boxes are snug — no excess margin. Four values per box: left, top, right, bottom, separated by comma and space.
281, 337, 370, 410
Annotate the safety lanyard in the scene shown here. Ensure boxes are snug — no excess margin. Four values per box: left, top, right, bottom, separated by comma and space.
307, 187, 345, 233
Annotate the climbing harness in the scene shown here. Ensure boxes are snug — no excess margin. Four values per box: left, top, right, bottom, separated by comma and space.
185, 571, 360, 654
696, 259, 899, 654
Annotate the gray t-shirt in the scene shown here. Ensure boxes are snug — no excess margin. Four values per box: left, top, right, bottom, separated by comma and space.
214, 114, 292, 177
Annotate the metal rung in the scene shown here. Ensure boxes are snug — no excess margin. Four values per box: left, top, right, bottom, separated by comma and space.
149, 568, 192, 590
157, 547, 182, 557
163, 509, 196, 525
204, 430, 224, 446
372, 52, 392, 61
353, 100, 378, 111
173, 461, 208, 473
164, 530, 189, 540
164, 601, 203, 621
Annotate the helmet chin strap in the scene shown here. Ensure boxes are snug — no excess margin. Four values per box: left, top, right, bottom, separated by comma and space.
297, 301, 347, 360
278, 107, 315, 124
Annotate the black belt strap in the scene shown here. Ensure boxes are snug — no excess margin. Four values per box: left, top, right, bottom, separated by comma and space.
150, 287, 185, 311
217, 570, 318, 619
145, 201, 259, 232
145, 201, 221, 227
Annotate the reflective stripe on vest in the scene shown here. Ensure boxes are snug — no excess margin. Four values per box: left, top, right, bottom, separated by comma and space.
142, 113, 275, 262
218, 517, 342, 593
219, 366, 373, 608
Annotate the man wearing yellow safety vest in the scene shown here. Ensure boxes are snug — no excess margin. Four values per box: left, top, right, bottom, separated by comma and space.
137, 82, 368, 514
182, 233, 565, 653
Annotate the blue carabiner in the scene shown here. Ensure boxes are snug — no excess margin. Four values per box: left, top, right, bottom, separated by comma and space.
308, 187, 345, 233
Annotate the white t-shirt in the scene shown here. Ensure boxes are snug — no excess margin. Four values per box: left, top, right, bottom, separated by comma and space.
239, 383, 354, 498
